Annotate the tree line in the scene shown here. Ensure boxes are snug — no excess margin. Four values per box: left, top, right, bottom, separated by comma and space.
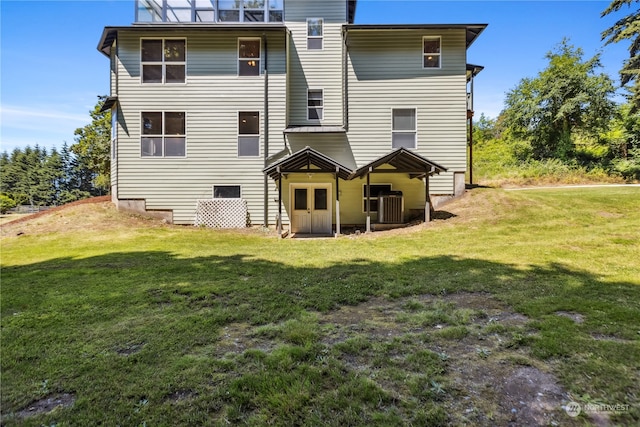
0, 97, 111, 213
472, 1, 640, 181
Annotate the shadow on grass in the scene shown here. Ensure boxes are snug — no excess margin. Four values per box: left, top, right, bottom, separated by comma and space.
1, 252, 639, 424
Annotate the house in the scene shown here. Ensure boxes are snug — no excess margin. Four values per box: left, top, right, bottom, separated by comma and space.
98, 0, 486, 235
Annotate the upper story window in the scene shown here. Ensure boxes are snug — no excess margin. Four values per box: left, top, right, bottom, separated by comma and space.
238, 38, 261, 76
238, 112, 260, 157
307, 18, 323, 50
308, 89, 323, 120
141, 39, 186, 84
392, 109, 416, 149
423, 36, 441, 68
141, 112, 186, 157
136, 0, 283, 23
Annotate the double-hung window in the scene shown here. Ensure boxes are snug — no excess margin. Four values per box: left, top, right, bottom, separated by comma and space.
307, 18, 323, 50
238, 112, 259, 157
392, 109, 417, 149
141, 112, 186, 157
141, 39, 186, 83
423, 36, 441, 69
238, 38, 261, 76
308, 89, 323, 120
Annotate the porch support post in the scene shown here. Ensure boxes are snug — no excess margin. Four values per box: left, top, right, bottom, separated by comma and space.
277, 167, 283, 237
366, 168, 371, 233
335, 168, 340, 237
425, 168, 431, 223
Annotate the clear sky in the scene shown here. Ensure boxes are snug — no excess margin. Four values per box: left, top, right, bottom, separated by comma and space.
0, 0, 631, 153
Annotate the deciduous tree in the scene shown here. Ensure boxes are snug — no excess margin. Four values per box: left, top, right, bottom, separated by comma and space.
501, 39, 616, 160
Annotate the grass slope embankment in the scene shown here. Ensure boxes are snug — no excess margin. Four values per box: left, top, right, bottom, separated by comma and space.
1, 187, 639, 426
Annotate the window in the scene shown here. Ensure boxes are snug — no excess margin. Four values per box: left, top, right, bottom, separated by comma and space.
238, 112, 259, 156
213, 185, 241, 198
392, 108, 416, 149
308, 89, 323, 120
141, 39, 186, 83
268, 0, 283, 22
307, 18, 323, 50
363, 184, 392, 212
423, 36, 441, 68
141, 112, 186, 157
238, 38, 261, 76
242, 0, 265, 22
195, 0, 215, 22
136, 0, 282, 23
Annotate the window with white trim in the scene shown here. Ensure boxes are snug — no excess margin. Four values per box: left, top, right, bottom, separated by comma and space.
307, 89, 323, 120
423, 36, 441, 68
307, 18, 323, 50
141, 39, 186, 83
238, 112, 259, 156
363, 184, 392, 212
238, 38, 261, 76
392, 108, 416, 149
141, 112, 186, 157
215, 0, 282, 22
213, 185, 241, 198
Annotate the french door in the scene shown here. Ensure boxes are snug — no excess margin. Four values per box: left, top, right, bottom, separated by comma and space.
290, 184, 331, 234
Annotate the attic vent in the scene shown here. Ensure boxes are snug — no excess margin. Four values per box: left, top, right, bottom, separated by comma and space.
378, 191, 403, 224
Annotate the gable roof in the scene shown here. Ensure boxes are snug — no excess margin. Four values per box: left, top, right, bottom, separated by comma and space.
264, 146, 353, 180
350, 147, 447, 180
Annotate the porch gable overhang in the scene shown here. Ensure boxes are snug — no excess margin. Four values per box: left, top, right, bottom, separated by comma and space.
350, 148, 447, 180
264, 146, 353, 180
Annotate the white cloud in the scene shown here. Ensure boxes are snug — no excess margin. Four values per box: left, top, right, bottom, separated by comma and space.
0, 105, 89, 151
0, 106, 88, 125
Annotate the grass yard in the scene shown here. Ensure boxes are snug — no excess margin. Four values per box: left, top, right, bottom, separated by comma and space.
1, 186, 639, 426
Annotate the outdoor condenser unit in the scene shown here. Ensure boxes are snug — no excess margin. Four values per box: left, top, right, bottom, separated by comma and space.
378, 191, 404, 224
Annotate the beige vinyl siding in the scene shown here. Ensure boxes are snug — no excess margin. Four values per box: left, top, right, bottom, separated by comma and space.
114, 30, 286, 224
286, 1, 345, 126
346, 29, 468, 194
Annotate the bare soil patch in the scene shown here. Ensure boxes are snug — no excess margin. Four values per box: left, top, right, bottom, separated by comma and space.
14, 393, 75, 420
216, 292, 583, 426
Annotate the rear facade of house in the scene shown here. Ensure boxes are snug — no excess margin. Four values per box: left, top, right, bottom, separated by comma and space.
99, 0, 485, 234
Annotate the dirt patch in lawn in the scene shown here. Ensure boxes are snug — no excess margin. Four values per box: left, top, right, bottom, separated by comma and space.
217, 292, 587, 426
13, 393, 75, 420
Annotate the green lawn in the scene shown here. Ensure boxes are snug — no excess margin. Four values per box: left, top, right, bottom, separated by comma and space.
1, 187, 639, 426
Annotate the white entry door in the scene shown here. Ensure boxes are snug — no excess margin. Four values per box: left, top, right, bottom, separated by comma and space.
290, 185, 331, 234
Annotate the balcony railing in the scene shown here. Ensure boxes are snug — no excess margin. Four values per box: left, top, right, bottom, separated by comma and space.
136, 0, 284, 23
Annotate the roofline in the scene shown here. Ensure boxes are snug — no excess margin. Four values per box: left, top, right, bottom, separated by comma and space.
343, 23, 488, 48
97, 23, 287, 57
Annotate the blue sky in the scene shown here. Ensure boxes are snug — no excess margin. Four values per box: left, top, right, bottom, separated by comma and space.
0, 0, 631, 153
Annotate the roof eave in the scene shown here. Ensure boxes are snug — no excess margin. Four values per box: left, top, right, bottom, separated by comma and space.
343, 23, 488, 48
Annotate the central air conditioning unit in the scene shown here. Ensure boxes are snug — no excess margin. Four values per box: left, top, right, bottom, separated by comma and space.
378, 191, 404, 224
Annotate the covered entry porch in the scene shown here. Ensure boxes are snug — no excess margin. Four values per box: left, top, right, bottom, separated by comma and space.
264, 147, 447, 237
264, 146, 352, 237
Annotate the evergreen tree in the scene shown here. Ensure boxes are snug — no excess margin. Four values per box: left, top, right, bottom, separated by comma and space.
71, 96, 111, 193
602, 0, 640, 112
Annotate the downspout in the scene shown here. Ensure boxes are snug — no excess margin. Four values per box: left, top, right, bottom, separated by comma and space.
342, 27, 349, 131
263, 33, 269, 227
468, 73, 474, 186
113, 38, 119, 201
